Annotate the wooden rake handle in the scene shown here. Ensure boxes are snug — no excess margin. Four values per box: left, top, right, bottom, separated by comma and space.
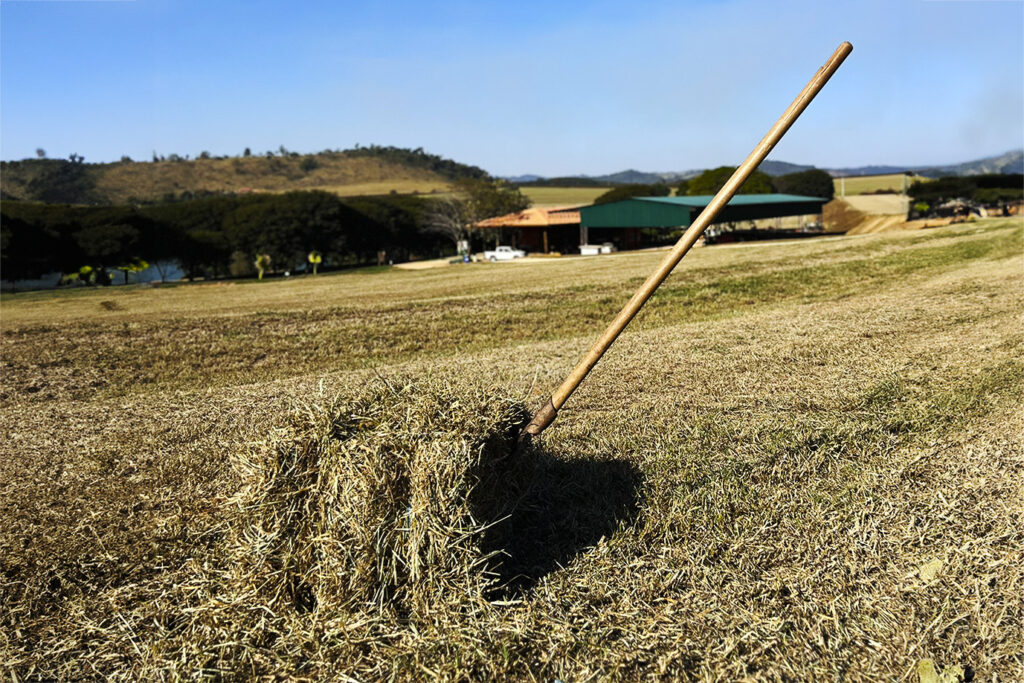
520, 41, 853, 441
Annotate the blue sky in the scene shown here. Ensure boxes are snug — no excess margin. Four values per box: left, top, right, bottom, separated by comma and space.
2, 0, 1022, 176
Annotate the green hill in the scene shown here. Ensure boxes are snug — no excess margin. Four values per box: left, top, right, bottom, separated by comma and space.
0, 146, 487, 205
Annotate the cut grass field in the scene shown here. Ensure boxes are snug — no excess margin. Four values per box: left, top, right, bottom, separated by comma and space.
2, 218, 1022, 680
520, 185, 612, 206
834, 173, 930, 196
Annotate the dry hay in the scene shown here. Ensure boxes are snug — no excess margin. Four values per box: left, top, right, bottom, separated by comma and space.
4, 375, 632, 680
1, 373, 641, 680
157, 378, 532, 675
2, 219, 1021, 680
224, 377, 528, 616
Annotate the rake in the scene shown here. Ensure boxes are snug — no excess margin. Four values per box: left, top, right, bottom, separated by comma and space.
519, 41, 853, 444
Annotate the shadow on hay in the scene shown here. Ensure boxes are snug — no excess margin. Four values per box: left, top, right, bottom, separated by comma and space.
469, 443, 643, 596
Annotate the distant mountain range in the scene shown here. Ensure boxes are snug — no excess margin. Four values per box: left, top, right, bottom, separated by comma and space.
507, 149, 1024, 185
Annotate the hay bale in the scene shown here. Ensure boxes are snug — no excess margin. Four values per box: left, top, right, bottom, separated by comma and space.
223, 376, 529, 624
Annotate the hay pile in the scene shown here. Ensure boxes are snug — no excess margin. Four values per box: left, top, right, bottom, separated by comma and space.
164, 377, 534, 675
3, 374, 640, 679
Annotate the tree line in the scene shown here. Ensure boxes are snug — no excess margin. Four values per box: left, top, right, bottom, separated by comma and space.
1, 191, 449, 285
907, 174, 1023, 206
591, 168, 836, 204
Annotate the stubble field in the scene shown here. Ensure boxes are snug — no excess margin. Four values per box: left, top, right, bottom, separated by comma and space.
520, 186, 613, 206
1, 218, 1021, 681
833, 173, 930, 197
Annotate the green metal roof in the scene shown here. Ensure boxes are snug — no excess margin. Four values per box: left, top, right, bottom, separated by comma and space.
635, 193, 826, 207
579, 193, 828, 229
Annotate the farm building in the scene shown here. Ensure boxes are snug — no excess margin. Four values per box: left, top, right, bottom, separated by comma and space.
475, 206, 581, 253
476, 194, 829, 253
578, 194, 829, 249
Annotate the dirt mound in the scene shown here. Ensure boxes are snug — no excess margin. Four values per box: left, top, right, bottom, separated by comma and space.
823, 198, 866, 232
845, 214, 906, 234
825, 197, 953, 234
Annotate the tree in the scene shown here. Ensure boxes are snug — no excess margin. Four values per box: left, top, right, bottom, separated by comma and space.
686, 166, 774, 195
772, 169, 835, 200
230, 250, 254, 277
341, 194, 436, 263
254, 253, 271, 280
74, 222, 140, 284
117, 257, 149, 285
307, 250, 322, 275
181, 229, 230, 280
0, 213, 62, 285
423, 197, 470, 250
594, 183, 672, 204
25, 159, 98, 204
428, 178, 531, 251
243, 147, 251, 157
455, 178, 531, 222
224, 191, 345, 269
36, 148, 46, 159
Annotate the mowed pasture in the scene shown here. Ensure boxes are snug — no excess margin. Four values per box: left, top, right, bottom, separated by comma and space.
834, 173, 930, 196
2, 218, 1022, 680
520, 185, 612, 206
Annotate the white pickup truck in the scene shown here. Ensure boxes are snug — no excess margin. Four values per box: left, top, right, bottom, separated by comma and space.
483, 245, 526, 262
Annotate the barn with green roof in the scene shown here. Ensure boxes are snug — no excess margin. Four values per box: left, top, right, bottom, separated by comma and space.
578, 194, 829, 249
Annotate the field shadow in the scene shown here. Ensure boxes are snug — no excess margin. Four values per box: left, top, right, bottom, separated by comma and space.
470, 443, 643, 597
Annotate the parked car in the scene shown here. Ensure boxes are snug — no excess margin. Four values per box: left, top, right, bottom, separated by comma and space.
483, 246, 526, 262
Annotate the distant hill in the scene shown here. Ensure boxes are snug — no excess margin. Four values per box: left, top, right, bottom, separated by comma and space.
589, 169, 670, 185
0, 145, 488, 205
828, 150, 1023, 178
825, 164, 908, 177
9, 144, 1019, 205
758, 160, 817, 176
914, 149, 1023, 177
509, 160, 825, 185
509, 149, 1024, 185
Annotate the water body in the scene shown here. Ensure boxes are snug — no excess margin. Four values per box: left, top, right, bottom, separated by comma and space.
3, 261, 186, 292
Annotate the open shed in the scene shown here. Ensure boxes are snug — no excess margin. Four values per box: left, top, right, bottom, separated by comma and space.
475, 206, 581, 253
578, 194, 829, 248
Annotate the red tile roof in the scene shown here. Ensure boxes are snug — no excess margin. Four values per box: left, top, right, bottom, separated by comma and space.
476, 206, 581, 228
